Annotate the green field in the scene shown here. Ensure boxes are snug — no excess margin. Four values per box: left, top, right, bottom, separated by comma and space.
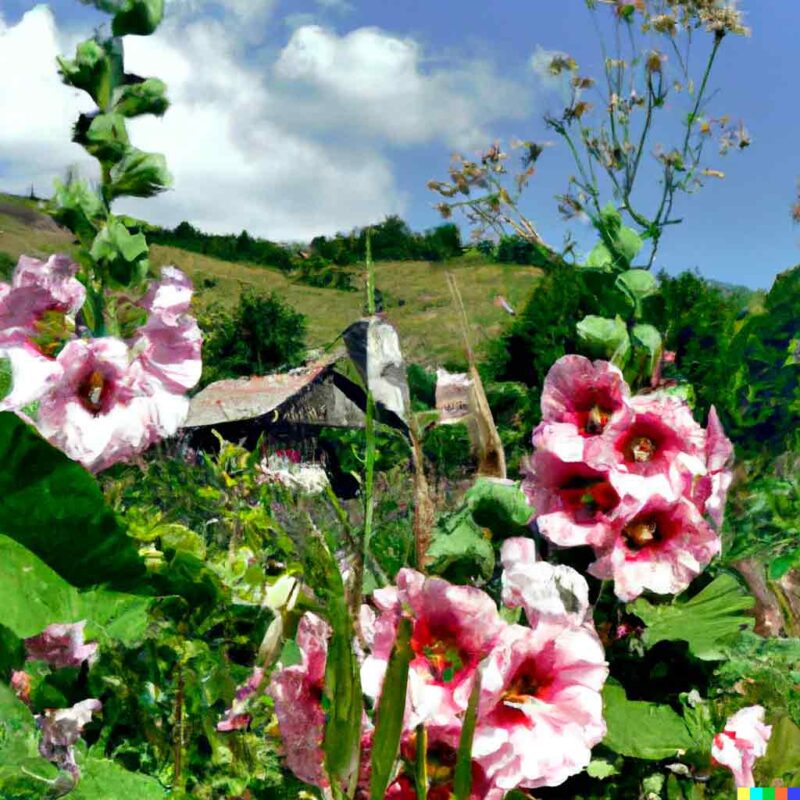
0, 194, 540, 367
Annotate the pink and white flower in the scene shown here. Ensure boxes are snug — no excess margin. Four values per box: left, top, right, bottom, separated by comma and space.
693, 406, 734, 527
362, 569, 504, 728
36, 698, 102, 777
473, 621, 608, 791
588, 495, 721, 601
132, 266, 202, 394
537, 355, 632, 437
267, 612, 331, 788
500, 538, 590, 628
34, 337, 189, 472
217, 667, 265, 732
711, 705, 772, 788
24, 621, 98, 670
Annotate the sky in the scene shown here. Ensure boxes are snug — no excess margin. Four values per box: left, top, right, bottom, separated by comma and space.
0, 0, 797, 289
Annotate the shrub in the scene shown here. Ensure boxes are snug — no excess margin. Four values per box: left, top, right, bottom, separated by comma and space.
199, 290, 307, 386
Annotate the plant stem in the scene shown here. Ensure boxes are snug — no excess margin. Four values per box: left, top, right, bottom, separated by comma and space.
173, 661, 185, 789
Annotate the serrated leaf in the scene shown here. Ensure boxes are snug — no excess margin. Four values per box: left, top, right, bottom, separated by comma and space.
602, 680, 695, 760
370, 617, 413, 799
57, 36, 123, 110
73, 112, 130, 163
629, 573, 754, 660
0, 413, 145, 590
110, 0, 165, 36
90, 217, 149, 287
108, 149, 171, 200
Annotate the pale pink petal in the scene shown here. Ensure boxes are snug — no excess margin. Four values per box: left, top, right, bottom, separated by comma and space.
0, 343, 63, 410
36, 698, 102, 777
12, 254, 85, 315
139, 266, 193, 319
25, 621, 98, 669
217, 667, 265, 732
711, 705, 771, 788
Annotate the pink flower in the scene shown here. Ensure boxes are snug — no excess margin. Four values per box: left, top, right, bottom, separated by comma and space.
11, 670, 31, 705
588, 495, 721, 601
522, 449, 625, 548
711, 705, 772, 788
34, 337, 189, 472
132, 267, 202, 394
362, 569, 504, 728
24, 621, 98, 669
694, 406, 734, 527
36, 698, 102, 777
217, 667, 265, 732
473, 621, 607, 791
267, 612, 331, 788
0, 342, 63, 412
585, 395, 706, 484
500, 538, 590, 628
538, 355, 632, 437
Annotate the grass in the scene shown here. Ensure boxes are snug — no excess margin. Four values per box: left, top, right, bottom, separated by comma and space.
0, 194, 541, 367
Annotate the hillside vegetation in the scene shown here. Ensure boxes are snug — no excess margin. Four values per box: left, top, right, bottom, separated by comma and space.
0, 195, 540, 367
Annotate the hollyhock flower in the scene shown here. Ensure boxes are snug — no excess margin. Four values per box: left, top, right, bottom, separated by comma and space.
473, 621, 608, 791
588, 495, 721, 601
24, 621, 98, 669
217, 667, 264, 732
711, 705, 772, 788
500, 538, 590, 628
34, 337, 189, 472
522, 448, 629, 548
36, 698, 102, 776
362, 569, 504, 728
132, 266, 202, 394
538, 355, 632, 437
585, 395, 706, 486
0, 254, 85, 345
694, 406, 734, 527
267, 613, 331, 788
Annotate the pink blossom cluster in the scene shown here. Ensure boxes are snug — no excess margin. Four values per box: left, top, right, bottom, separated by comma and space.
523, 355, 734, 601
262, 539, 608, 797
0, 254, 201, 471
712, 705, 772, 788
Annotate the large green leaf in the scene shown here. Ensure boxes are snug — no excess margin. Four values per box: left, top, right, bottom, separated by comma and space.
57, 36, 124, 110
0, 535, 150, 646
426, 508, 495, 583
113, 77, 169, 117
629, 574, 754, 661
370, 617, 413, 799
73, 112, 130, 162
90, 216, 150, 287
602, 680, 695, 760
755, 716, 800, 786
71, 757, 167, 799
0, 413, 145, 590
108, 148, 171, 200
111, 0, 165, 36
577, 315, 631, 363
465, 478, 533, 536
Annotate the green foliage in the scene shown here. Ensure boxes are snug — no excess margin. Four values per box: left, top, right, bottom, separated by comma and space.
370, 617, 413, 799
421, 424, 474, 480
629, 574, 754, 661
293, 253, 354, 291
755, 716, 800, 786
0, 250, 16, 280
602, 680, 695, 760
453, 671, 481, 800
0, 412, 145, 589
407, 363, 437, 411
199, 290, 308, 386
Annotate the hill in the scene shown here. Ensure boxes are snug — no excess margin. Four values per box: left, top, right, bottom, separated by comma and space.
0, 194, 541, 367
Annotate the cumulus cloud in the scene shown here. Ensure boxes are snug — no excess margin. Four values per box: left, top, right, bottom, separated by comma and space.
0, 7, 96, 194
0, 7, 534, 241
274, 25, 532, 150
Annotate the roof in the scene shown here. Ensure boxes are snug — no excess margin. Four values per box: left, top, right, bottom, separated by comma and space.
183, 351, 344, 428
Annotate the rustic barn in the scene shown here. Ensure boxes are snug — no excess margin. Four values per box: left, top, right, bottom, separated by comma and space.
182, 350, 370, 458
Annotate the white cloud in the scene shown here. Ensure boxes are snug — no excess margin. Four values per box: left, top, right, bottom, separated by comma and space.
274, 25, 532, 150
315, 0, 354, 14
529, 44, 570, 91
0, 7, 96, 195
0, 8, 533, 241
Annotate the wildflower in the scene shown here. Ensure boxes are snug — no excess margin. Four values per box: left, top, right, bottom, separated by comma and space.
11, 670, 31, 705
691, 406, 734, 526
267, 613, 331, 788
711, 705, 772, 787
24, 621, 98, 670
34, 337, 189, 472
36, 698, 102, 777
473, 621, 608, 791
588, 495, 721, 601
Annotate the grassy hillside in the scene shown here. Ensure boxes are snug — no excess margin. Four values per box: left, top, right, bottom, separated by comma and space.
0, 195, 541, 367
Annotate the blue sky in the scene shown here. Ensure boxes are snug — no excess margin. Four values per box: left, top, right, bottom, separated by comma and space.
0, 0, 796, 288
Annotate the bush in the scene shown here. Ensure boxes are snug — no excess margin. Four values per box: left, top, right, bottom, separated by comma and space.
198, 290, 308, 387
0, 251, 15, 281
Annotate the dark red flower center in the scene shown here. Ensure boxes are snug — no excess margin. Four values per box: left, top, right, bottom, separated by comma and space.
559, 475, 619, 521
411, 619, 472, 685
617, 419, 668, 468
77, 369, 113, 415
